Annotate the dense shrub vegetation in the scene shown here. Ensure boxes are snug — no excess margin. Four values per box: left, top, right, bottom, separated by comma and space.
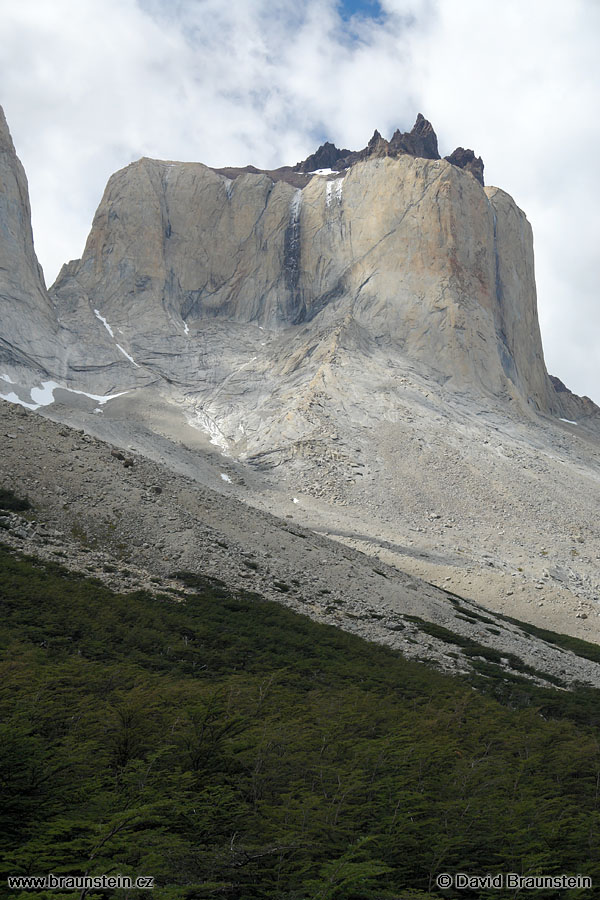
1, 543, 599, 898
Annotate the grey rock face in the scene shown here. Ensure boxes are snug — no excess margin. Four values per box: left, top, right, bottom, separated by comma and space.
0, 105, 155, 399
0, 106, 57, 380
51, 153, 551, 410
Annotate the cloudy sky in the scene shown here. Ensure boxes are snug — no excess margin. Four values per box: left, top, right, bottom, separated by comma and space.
1, 0, 598, 401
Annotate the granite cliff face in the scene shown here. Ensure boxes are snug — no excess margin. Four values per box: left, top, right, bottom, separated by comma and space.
0, 104, 597, 435
51, 144, 550, 418
0, 107, 57, 380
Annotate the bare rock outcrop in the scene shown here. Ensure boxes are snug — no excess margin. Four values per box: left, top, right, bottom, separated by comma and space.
0, 105, 145, 398
294, 140, 352, 174
294, 114, 467, 177
444, 147, 484, 185
388, 112, 440, 159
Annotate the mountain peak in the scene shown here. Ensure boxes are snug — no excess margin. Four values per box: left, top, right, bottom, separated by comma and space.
294, 115, 482, 184
444, 146, 484, 186
0, 105, 16, 154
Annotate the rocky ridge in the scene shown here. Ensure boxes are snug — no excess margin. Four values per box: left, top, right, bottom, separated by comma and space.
211, 114, 484, 187
293, 113, 485, 186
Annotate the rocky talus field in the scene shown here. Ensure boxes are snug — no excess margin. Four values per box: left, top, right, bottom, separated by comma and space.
2, 393, 600, 691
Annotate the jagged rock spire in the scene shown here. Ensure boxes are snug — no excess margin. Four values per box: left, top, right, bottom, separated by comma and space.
294, 114, 483, 184
444, 147, 484, 185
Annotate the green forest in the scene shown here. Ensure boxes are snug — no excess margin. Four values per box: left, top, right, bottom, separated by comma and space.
1, 541, 599, 899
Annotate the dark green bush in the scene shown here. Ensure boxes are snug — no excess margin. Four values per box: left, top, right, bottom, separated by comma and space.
1, 544, 600, 898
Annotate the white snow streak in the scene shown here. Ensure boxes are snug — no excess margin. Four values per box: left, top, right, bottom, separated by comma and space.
115, 344, 140, 367
0, 379, 129, 411
290, 188, 302, 222
326, 177, 344, 207
309, 168, 339, 175
559, 418, 578, 425
94, 308, 114, 337
95, 308, 139, 366
71, 386, 130, 405
187, 410, 230, 455
0, 391, 38, 410
183, 322, 189, 335
220, 472, 232, 483
0, 373, 15, 383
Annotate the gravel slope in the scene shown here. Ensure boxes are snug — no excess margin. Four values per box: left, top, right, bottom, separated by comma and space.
2, 396, 600, 690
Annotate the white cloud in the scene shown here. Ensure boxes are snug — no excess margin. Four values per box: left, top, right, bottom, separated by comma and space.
0, 0, 598, 400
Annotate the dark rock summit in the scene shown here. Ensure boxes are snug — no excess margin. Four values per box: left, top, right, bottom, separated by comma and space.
294, 140, 352, 174
293, 113, 481, 183
210, 116, 484, 189
444, 147, 484, 186
549, 374, 598, 421
389, 112, 440, 159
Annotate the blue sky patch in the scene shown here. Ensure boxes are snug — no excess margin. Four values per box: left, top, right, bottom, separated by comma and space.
338, 0, 385, 22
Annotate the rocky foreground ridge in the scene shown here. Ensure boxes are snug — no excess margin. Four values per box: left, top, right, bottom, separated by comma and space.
0, 104, 599, 657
